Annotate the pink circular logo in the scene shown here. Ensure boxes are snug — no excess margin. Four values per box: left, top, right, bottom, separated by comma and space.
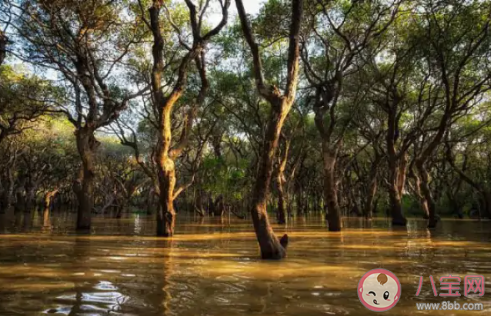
357, 268, 401, 312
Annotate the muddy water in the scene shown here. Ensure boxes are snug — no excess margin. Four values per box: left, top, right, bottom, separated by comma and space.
0, 213, 490, 316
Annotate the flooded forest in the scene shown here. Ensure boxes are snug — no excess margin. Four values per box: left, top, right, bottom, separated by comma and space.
1, 0, 491, 315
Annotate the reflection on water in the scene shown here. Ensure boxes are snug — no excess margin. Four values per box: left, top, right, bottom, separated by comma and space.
0, 212, 490, 315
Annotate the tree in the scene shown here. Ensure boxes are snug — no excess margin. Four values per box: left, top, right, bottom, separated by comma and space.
0, 66, 53, 144
235, 0, 304, 259
302, 0, 401, 230
132, 0, 231, 236
16, 0, 148, 229
414, 0, 491, 227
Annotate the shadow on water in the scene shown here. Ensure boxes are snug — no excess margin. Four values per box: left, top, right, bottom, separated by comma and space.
0, 213, 490, 315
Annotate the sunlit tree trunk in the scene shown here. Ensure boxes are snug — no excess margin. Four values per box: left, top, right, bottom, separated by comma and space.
43, 189, 57, 227
156, 106, 177, 236
148, 0, 229, 236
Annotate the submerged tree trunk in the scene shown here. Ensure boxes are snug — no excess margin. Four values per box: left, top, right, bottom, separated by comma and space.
0, 168, 14, 213
43, 189, 57, 227
276, 177, 287, 225
480, 191, 491, 218
25, 181, 36, 213
387, 157, 407, 226
73, 127, 99, 230
275, 140, 289, 225
251, 110, 289, 259
365, 178, 378, 219
364, 154, 381, 219
156, 106, 177, 237
413, 171, 430, 219
416, 162, 438, 228
147, 0, 227, 236
323, 147, 341, 231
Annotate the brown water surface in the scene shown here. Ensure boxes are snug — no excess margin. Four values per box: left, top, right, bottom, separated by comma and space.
0, 213, 490, 315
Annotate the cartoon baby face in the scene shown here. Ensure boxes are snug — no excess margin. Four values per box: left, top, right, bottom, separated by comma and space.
357, 269, 401, 312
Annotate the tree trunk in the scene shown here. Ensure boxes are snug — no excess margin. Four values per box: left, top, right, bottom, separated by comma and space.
156, 107, 177, 237
251, 109, 289, 259
365, 179, 378, 219
416, 161, 438, 228
296, 184, 303, 216
413, 172, 430, 219
74, 127, 98, 230
323, 146, 341, 231
387, 158, 407, 226
235, 0, 302, 259
276, 177, 287, 224
0, 168, 14, 213
43, 189, 57, 227
215, 195, 225, 217
14, 173, 26, 213
14, 189, 25, 213
25, 184, 36, 213
480, 190, 491, 219
275, 141, 289, 225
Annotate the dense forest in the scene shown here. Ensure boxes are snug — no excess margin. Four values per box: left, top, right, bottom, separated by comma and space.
1, 0, 491, 259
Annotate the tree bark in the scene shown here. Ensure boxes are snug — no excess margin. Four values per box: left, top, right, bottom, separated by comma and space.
323, 147, 341, 231
413, 171, 430, 219
416, 162, 438, 227
364, 154, 381, 219
156, 105, 177, 236
73, 127, 98, 230
387, 157, 407, 226
251, 109, 289, 258
0, 167, 14, 213
147, 0, 228, 236
43, 189, 57, 227
276, 176, 287, 225
25, 181, 37, 213
365, 179, 378, 219
478, 191, 491, 219
295, 184, 303, 216
275, 140, 289, 224
386, 143, 407, 226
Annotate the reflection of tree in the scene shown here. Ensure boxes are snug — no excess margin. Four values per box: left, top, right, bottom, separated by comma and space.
68, 237, 91, 316
144, 239, 175, 316
162, 239, 174, 316
42, 209, 51, 232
